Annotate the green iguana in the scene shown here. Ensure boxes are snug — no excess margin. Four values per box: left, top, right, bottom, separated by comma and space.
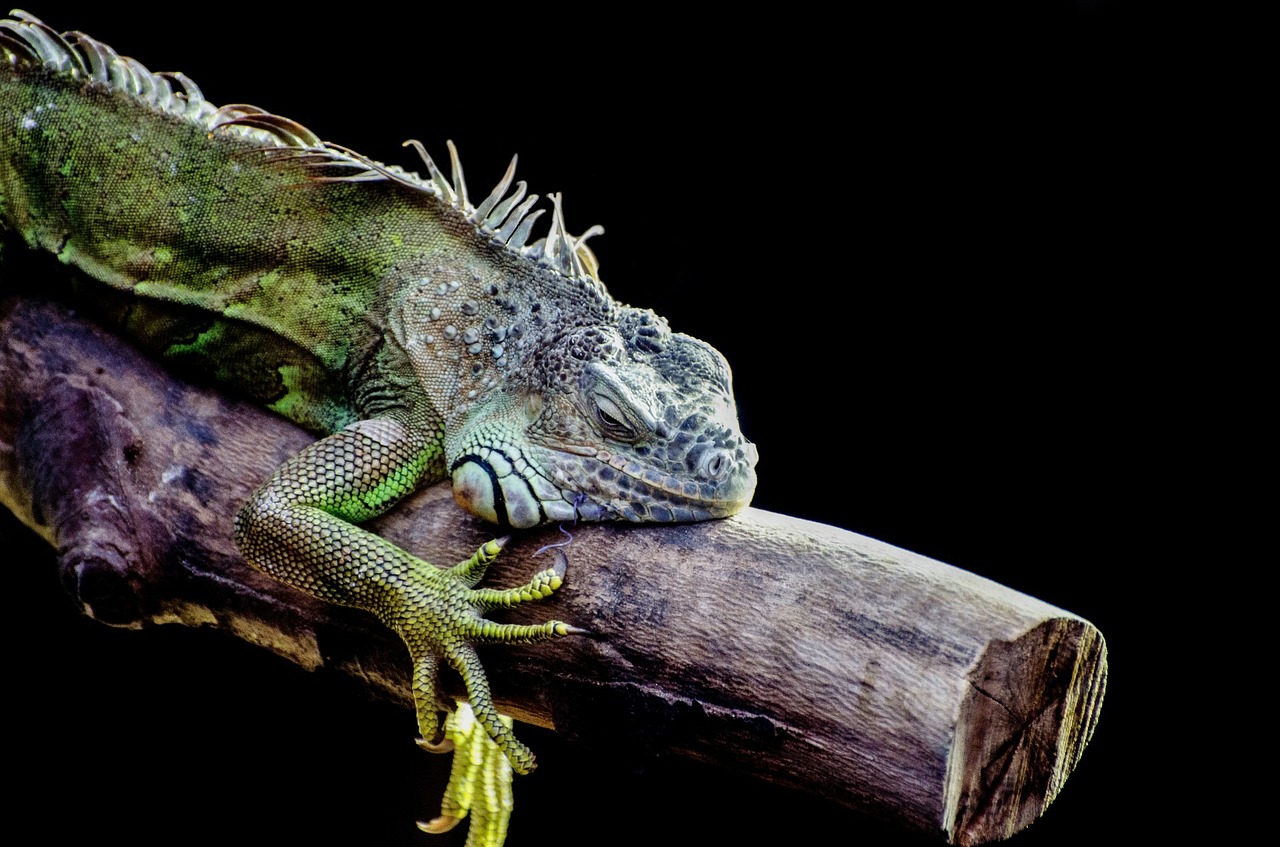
0, 12, 757, 844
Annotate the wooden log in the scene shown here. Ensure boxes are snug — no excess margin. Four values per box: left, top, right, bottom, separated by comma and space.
0, 295, 1105, 845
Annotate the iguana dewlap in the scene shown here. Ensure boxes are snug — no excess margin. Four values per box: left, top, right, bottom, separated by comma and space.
0, 12, 757, 843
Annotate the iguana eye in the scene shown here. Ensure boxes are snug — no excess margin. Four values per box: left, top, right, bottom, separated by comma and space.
594, 395, 640, 441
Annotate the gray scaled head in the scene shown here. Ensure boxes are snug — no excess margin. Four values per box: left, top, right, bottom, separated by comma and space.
449, 306, 758, 528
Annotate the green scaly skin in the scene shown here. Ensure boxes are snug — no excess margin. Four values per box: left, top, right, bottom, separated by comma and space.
231, 418, 572, 775
0, 13, 758, 843
423, 703, 516, 843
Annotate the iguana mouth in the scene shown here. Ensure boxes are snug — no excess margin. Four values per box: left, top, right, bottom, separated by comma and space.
538, 439, 758, 525
451, 440, 757, 529
583, 445, 757, 521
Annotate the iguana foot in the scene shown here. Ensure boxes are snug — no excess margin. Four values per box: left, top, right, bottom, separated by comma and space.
417, 702, 513, 847
406, 542, 574, 845
398, 538, 579, 775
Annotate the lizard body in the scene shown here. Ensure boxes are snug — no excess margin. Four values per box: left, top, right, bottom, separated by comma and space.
0, 12, 757, 841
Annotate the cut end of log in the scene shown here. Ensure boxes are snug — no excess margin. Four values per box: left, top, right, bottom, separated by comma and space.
943, 617, 1107, 845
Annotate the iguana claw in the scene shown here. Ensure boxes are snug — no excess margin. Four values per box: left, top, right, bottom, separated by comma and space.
418, 815, 461, 835
417, 733, 454, 754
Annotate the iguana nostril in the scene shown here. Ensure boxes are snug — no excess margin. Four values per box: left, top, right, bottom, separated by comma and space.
702, 450, 727, 479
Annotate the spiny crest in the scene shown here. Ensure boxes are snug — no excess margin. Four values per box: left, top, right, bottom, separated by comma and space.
0, 10, 605, 284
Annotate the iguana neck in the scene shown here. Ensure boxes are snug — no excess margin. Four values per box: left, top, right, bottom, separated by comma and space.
371, 239, 617, 434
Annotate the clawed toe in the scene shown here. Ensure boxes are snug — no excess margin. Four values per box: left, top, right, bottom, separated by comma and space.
416, 734, 454, 754
417, 814, 461, 834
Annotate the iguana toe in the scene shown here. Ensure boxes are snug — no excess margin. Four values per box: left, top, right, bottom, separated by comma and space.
396, 539, 573, 774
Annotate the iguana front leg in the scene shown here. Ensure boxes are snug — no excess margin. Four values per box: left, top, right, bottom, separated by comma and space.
232, 416, 574, 784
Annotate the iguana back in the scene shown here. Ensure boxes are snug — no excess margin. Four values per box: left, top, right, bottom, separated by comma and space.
0, 20, 607, 437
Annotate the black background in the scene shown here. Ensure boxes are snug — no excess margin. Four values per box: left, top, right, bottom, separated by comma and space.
6, 5, 1157, 845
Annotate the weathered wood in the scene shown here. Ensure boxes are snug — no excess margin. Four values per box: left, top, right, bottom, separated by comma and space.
0, 296, 1105, 845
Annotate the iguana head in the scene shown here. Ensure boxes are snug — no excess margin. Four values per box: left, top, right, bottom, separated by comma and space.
448, 307, 758, 529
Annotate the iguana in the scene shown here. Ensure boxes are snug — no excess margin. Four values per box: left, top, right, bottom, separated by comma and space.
0, 12, 757, 844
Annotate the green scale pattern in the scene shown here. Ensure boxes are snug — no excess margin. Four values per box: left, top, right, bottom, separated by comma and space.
233, 417, 573, 773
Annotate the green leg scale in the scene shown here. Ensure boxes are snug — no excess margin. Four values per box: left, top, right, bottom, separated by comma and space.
234, 418, 578, 846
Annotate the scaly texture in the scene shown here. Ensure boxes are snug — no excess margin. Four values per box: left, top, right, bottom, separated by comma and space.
0, 12, 758, 844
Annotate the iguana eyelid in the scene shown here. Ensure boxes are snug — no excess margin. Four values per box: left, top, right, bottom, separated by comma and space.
584, 364, 656, 441
593, 394, 641, 441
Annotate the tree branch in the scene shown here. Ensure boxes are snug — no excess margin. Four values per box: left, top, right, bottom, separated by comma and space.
0, 296, 1105, 845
